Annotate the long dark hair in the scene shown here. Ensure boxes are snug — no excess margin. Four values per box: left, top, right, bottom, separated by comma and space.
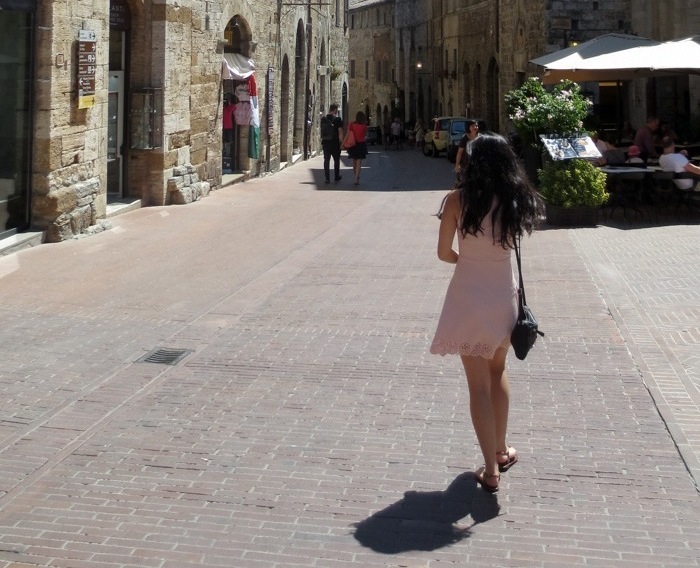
458, 133, 543, 248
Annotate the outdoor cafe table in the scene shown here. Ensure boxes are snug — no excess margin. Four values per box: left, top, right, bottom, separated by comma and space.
599, 166, 655, 175
599, 166, 654, 218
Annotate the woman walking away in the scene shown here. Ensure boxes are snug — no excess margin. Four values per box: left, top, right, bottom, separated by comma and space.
346, 111, 368, 185
430, 133, 543, 493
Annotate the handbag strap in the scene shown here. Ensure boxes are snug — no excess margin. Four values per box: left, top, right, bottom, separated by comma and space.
514, 234, 527, 307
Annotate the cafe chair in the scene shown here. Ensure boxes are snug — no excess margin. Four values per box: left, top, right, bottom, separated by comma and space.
673, 173, 700, 211
604, 171, 646, 221
651, 170, 676, 214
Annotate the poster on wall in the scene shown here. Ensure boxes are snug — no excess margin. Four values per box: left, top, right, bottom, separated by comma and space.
77, 30, 97, 109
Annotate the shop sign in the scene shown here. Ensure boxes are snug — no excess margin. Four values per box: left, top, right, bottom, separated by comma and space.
266, 67, 275, 135
109, 0, 130, 31
78, 30, 96, 109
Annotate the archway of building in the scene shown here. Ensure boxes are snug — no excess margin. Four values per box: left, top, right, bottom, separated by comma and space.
487, 58, 499, 132
319, 41, 327, 114
280, 55, 291, 162
293, 20, 306, 155
427, 86, 433, 119
375, 103, 381, 130
463, 62, 471, 117
474, 63, 482, 117
417, 86, 424, 124
222, 14, 254, 174
382, 105, 392, 144
114, 0, 157, 202
0, 0, 34, 237
341, 83, 348, 125
107, 0, 133, 199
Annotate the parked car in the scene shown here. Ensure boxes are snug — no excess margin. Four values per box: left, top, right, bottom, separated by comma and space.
366, 126, 380, 145
445, 118, 488, 162
423, 117, 483, 158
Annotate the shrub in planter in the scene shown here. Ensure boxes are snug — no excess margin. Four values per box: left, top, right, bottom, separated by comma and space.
538, 159, 608, 208
538, 159, 609, 226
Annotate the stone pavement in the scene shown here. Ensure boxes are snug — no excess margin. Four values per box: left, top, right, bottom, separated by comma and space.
0, 147, 698, 567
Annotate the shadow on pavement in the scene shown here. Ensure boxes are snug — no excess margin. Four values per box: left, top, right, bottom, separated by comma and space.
352, 472, 500, 553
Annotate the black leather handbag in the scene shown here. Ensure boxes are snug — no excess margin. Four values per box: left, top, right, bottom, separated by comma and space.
511, 236, 544, 360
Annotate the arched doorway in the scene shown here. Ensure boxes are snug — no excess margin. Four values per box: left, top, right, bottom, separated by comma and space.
108, 0, 131, 197
341, 82, 348, 125
293, 20, 306, 156
222, 14, 254, 173
0, 0, 34, 238
280, 55, 290, 163
487, 58, 499, 131
319, 41, 326, 113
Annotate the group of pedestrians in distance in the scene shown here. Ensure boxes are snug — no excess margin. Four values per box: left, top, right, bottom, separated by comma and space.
320, 104, 367, 186
319, 108, 432, 186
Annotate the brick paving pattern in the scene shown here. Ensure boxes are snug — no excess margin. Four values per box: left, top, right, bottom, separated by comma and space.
0, 148, 698, 567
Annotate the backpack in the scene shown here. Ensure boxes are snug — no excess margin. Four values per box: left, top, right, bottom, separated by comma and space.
321, 115, 336, 141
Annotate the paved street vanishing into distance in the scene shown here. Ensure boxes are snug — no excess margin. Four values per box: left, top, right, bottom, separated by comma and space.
0, 145, 699, 567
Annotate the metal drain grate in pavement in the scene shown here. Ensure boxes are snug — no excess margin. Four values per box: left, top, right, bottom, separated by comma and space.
137, 348, 193, 366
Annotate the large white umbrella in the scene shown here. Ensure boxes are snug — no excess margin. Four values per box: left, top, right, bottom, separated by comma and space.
633, 35, 700, 73
529, 33, 687, 84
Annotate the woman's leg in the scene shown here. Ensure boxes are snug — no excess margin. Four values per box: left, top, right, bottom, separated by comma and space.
489, 346, 510, 454
461, 354, 499, 477
353, 159, 361, 183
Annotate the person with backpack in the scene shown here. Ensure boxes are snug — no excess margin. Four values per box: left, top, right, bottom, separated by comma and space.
321, 104, 344, 183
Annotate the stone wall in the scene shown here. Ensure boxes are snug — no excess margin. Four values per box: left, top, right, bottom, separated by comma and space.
33, 1, 110, 242
29, 1, 349, 242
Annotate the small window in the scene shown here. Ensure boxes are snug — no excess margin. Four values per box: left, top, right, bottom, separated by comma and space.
350, 59, 355, 78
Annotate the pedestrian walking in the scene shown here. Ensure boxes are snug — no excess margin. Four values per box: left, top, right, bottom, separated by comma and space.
390, 117, 403, 150
454, 119, 480, 185
414, 118, 425, 151
344, 111, 368, 185
430, 133, 543, 493
320, 103, 344, 183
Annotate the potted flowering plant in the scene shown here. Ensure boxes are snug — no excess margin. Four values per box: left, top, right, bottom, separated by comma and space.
505, 78, 593, 185
505, 77, 592, 147
504, 78, 608, 225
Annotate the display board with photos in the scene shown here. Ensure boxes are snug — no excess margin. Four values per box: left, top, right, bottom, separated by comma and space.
540, 134, 601, 161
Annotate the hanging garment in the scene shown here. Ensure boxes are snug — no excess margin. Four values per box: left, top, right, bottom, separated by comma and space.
248, 125, 260, 159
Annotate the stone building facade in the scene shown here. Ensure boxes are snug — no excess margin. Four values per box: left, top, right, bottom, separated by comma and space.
353, 0, 699, 141
0, 0, 350, 243
348, 0, 395, 129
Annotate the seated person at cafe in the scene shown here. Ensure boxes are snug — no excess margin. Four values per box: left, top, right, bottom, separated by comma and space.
633, 115, 660, 162
659, 136, 700, 190
626, 145, 644, 164
591, 131, 612, 154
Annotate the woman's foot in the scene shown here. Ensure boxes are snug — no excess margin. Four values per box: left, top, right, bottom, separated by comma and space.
497, 446, 518, 472
475, 466, 500, 493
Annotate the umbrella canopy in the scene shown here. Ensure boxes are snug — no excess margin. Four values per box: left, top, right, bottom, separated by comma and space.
635, 35, 700, 72
529, 33, 697, 84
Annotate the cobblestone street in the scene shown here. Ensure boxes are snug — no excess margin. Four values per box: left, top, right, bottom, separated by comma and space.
0, 147, 698, 567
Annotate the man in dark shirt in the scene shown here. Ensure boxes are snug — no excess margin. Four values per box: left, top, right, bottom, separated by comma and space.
633, 115, 660, 162
321, 104, 344, 183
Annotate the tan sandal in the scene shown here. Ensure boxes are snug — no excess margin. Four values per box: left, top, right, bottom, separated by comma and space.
475, 466, 500, 493
497, 446, 518, 472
